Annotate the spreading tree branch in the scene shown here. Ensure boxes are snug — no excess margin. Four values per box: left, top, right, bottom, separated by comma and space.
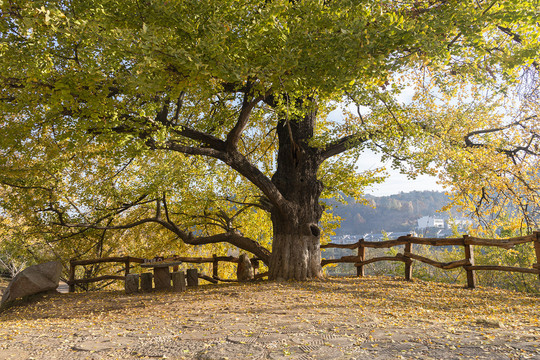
53, 212, 270, 264
225, 82, 266, 150
463, 117, 539, 161
147, 138, 290, 216
318, 133, 370, 161
45, 189, 271, 263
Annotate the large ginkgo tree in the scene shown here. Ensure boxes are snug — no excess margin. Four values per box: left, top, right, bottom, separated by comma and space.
1, 0, 539, 280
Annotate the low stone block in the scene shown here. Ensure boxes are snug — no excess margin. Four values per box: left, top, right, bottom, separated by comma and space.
140, 272, 153, 292
154, 268, 171, 290
125, 274, 139, 294
172, 271, 186, 292
186, 269, 198, 287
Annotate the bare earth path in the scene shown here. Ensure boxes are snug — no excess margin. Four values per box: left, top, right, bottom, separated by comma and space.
1, 276, 539, 360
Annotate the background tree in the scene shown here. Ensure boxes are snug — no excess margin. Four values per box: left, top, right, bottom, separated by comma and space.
1, 0, 539, 280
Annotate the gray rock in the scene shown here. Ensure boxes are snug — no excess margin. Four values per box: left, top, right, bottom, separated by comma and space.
1, 261, 62, 307
237, 254, 254, 282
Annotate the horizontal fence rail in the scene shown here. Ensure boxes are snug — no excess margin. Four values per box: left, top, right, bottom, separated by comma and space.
68, 256, 144, 292
321, 232, 540, 288
166, 255, 267, 282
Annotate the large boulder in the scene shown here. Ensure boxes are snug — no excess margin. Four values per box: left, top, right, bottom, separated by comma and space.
1, 261, 62, 307
236, 254, 254, 282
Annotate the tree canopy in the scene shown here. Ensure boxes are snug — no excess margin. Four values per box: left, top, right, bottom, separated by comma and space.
1, 0, 539, 280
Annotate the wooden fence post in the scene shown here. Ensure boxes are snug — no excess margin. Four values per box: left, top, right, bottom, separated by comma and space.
124, 258, 130, 277
463, 235, 476, 289
404, 240, 413, 281
357, 239, 365, 277
69, 260, 76, 293
251, 259, 260, 276
533, 231, 540, 281
213, 254, 219, 279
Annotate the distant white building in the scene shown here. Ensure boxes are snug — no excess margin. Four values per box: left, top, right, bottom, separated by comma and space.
330, 234, 363, 244
417, 216, 445, 229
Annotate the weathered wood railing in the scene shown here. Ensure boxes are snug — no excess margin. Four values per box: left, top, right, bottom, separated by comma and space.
68, 256, 144, 292
68, 254, 266, 291
321, 232, 540, 288
166, 255, 266, 283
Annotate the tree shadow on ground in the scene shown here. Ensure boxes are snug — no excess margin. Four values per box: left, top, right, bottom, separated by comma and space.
1, 277, 538, 322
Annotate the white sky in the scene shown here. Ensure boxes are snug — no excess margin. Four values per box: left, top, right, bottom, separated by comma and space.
368, 173, 444, 196
355, 148, 445, 196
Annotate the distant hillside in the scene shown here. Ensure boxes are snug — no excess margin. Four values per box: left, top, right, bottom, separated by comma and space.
329, 191, 451, 235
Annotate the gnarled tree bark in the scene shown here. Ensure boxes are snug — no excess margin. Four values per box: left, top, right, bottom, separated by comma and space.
268, 100, 324, 280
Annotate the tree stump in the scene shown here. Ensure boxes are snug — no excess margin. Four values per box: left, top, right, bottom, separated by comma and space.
140, 272, 153, 292
186, 269, 198, 287
125, 274, 139, 294
172, 271, 186, 292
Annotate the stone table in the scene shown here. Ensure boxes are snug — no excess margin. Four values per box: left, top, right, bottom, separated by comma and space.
140, 261, 183, 290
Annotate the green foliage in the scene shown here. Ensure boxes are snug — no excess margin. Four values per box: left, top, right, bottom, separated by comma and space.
1, 0, 539, 279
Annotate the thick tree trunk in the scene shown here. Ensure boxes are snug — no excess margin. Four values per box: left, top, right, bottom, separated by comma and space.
268, 99, 324, 280
269, 216, 323, 280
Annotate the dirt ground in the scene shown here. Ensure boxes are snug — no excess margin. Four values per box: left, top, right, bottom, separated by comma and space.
1, 276, 539, 360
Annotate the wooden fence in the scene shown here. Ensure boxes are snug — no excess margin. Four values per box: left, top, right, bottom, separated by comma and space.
321, 232, 540, 288
163, 255, 265, 283
68, 256, 144, 292
69, 233, 540, 291
68, 254, 265, 292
